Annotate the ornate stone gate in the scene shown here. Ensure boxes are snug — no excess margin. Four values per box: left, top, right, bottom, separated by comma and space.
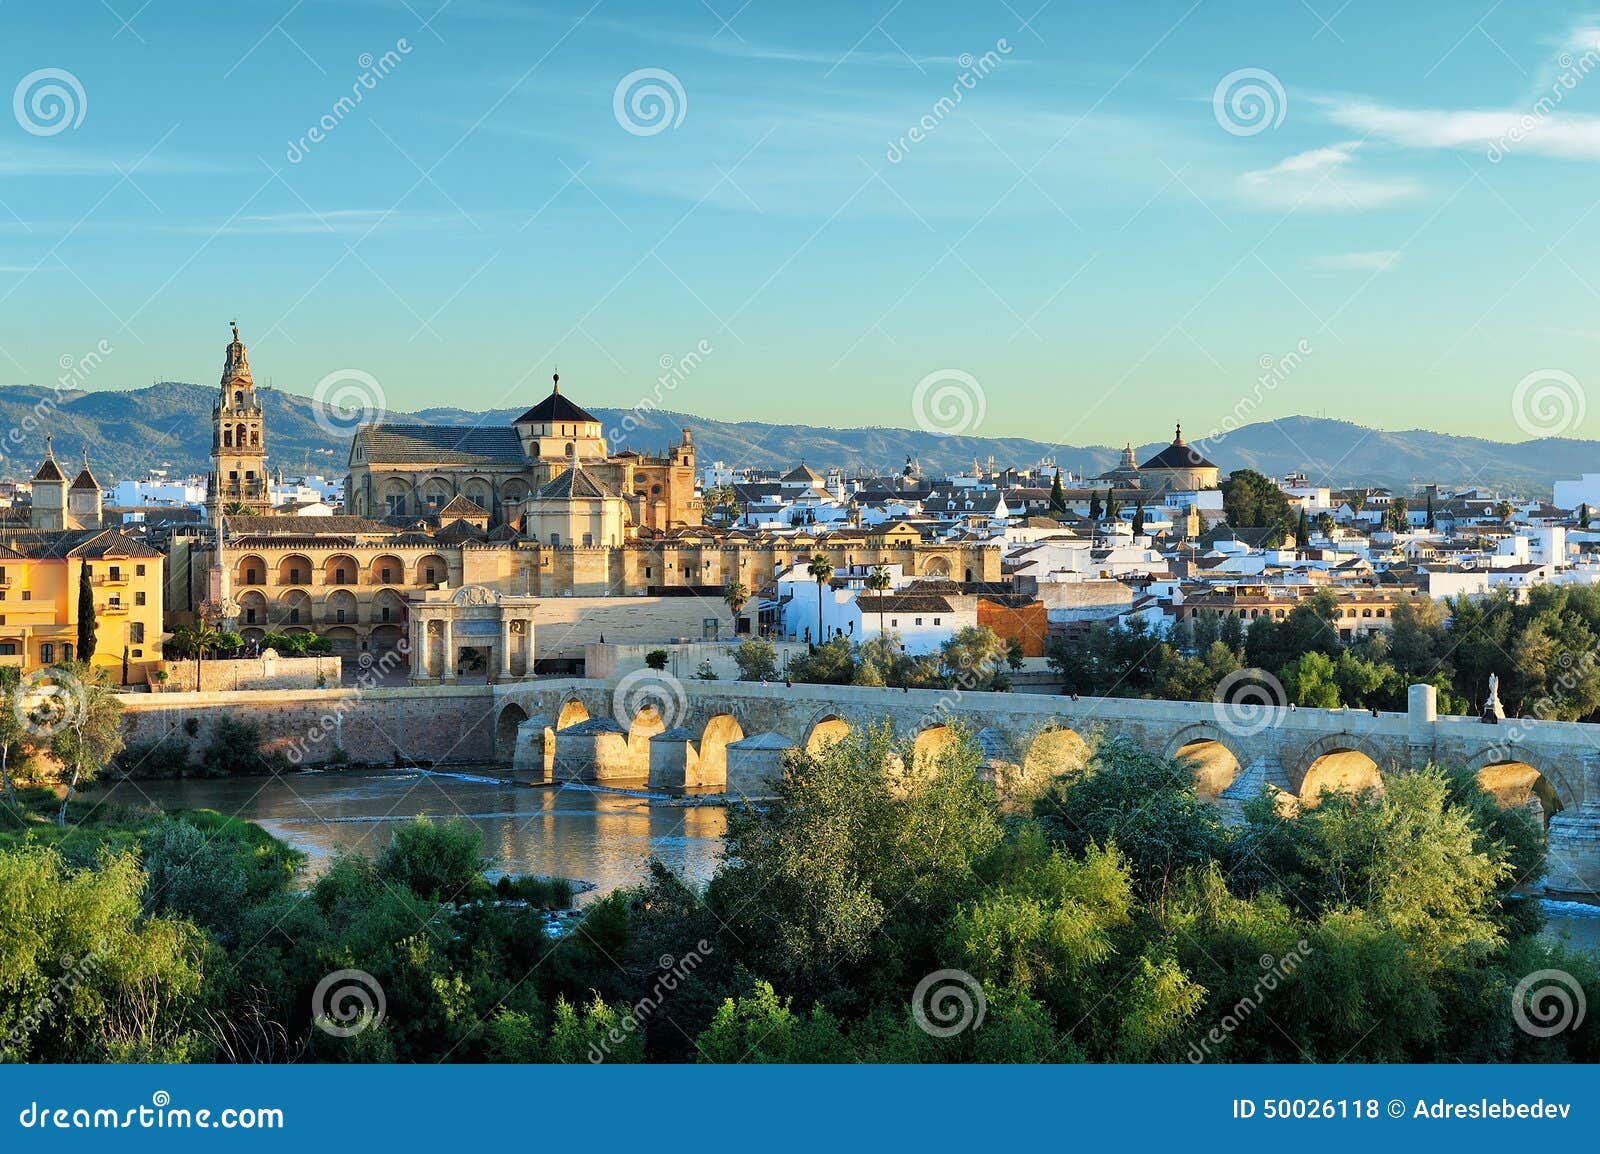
408, 585, 537, 684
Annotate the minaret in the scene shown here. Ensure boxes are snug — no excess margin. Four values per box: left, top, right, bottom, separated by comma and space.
68, 449, 102, 530
30, 435, 67, 530
207, 321, 270, 516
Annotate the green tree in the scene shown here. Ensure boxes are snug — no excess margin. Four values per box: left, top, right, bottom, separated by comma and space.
45, 663, 123, 824
377, 816, 486, 903
0, 665, 26, 811
1294, 506, 1308, 546
1387, 496, 1410, 533
76, 564, 96, 664
644, 649, 669, 671
732, 636, 779, 682
1048, 472, 1067, 518
721, 579, 749, 639
1088, 490, 1102, 521
1220, 468, 1292, 534
1131, 503, 1145, 537
865, 564, 892, 639
806, 552, 834, 644
189, 620, 221, 692
940, 625, 1008, 690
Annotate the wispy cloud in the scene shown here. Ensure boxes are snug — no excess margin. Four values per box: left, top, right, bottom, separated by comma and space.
1312, 250, 1403, 271
0, 148, 242, 177
1320, 99, 1600, 161
1236, 143, 1423, 211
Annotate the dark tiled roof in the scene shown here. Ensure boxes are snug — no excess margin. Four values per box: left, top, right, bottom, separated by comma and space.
858, 594, 953, 613
1140, 435, 1217, 471
437, 494, 488, 518
354, 424, 526, 466
535, 467, 612, 500
226, 515, 400, 537
70, 468, 100, 491
32, 457, 64, 483
513, 384, 599, 426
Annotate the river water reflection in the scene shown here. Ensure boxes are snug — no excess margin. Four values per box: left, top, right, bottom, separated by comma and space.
99, 768, 726, 896
97, 768, 1600, 950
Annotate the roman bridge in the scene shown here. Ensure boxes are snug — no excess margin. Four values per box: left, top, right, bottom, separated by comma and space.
491, 677, 1599, 820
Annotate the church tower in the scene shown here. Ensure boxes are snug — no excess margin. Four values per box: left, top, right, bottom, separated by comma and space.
207, 322, 270, 515
30, 436, 67, 530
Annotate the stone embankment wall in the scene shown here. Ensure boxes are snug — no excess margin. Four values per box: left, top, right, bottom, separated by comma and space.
153, 655, 344, 693
118, 684, 497, 767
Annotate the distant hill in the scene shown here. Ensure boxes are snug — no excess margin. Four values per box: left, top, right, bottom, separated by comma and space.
0, 382, 1586, 498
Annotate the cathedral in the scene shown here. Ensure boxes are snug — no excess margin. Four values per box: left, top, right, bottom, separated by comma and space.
343, 372, 701, 538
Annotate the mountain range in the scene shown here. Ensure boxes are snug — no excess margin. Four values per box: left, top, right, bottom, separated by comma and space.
0, 381, 1585, 498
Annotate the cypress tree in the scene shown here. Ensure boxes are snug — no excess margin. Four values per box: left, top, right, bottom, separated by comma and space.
76, 564, 96, 664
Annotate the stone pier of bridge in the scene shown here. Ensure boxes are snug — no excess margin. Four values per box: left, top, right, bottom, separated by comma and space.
489, 677, 1600, 895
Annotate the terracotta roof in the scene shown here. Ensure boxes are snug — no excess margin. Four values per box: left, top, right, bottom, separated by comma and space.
70, 467, 100, 492
0, 529, 160, 559
32, 457, 65, 483
437, 494, 488, 518
226, 514, 398, 536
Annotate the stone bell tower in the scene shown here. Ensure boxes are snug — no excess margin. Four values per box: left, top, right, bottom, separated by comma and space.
206, 321, 270, 516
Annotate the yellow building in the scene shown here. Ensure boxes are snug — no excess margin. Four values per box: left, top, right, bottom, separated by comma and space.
0, 447, 163, 681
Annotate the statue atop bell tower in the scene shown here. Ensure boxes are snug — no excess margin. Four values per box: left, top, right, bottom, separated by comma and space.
206, 321, 270, 516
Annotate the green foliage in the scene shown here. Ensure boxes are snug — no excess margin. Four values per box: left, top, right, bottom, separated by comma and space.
644, 649, 669, 671
376, 817, 486, 903
732, 636, 779, 682
76, 565, 96, 664
1221, 468, 1293, 534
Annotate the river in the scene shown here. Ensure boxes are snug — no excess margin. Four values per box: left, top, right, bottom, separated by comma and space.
96, 768, 1600, 951
98, 768, 727, 897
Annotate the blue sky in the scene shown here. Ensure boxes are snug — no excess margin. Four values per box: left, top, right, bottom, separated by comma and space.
5, 0, 1600, 449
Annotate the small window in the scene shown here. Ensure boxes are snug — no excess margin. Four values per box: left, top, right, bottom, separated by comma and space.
21, 591, 29, 602
380, 606, 392, 622
109, 566, 121, 581
289, 608, 300, 624
891, 619, 898, 627
136, 564, 145, 576
424, 567, 437, 583
550, 533, 561, 547
133, 648, 142, 657
915, 617, 923, 626
135, 592, 146, 606
38, 643, 52, 663
246, 607, 257, 624
934, 617, 941, 625
336, 608, 346, 623
129, 622, 145, 643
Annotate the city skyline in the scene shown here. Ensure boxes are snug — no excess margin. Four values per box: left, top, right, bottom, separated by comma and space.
3, 1, 1600, 450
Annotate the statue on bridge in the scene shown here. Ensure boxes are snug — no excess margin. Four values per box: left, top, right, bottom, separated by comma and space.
1481, 673, 1505, 723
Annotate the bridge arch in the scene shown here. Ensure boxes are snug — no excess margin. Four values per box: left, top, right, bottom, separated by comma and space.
495, 703, 528, 762
1472, 755, 1566, 824
805, 714, 852, 754
556, 698, 590, 731
698, 713, 746, 787
911, 723, 959, 773
1294, 735, 1386, 806
1163, 724, 1244, 801
1021, 725, 1090, 784
627, 705, 667, 774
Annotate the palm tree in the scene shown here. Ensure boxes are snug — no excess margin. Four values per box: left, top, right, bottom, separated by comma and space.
722, 579, 750, 639
191, 620, 222, 692
865, 564, 892, 639
807, 553, 834, 645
